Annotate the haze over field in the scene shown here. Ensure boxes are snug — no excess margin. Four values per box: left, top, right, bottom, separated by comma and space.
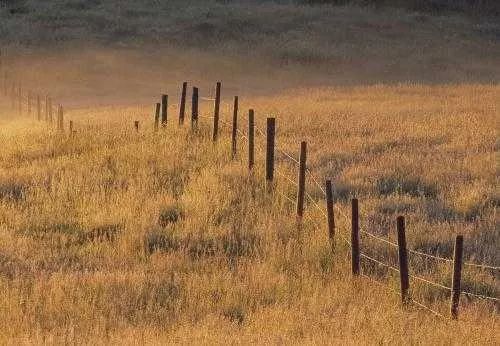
0, 1, 499, 344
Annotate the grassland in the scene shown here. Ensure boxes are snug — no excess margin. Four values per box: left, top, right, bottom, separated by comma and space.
0, 82, 498, 344
0, 0, 499, 344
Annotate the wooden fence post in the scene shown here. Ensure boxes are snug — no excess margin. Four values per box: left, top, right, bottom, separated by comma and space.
231, 96, 238, 159
134, 120, 139, 132
161, 94, 168, 126
36, 95, 41, 121
296, 141, 307, 219
212, 81, 221, 141
69, 120, 74, 135
450, 235, 464, 319
325, 180, 335, 250
397, 216, 410, 304
27, 91, 31, 115
179, 82, 187, 125
154, 102, 160, 132
191, 87, 198, 130
266, 117, 276, 191
57, 105, 63, 131
248, 109, 255, 170
17, 86, 22, 115
351, 198, 360, 275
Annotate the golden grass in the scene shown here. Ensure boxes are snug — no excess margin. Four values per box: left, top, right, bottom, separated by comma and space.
0, 83, 498, 344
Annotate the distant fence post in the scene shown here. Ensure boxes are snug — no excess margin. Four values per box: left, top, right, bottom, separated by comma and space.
179, 82, 187, 125
266, 117, 275, 191
134, 120, 139, 132
161, 94, 168, 126
191, 87, 198, 130
248, 109, 255, 170
27, 91, 31, 115
397, 216, 410, 304
325, 180, 335, 250
450, 235, 464, 319
69, 120, 74, 135
351, 198, 360, 276
231, 96, 238, 159
212, 81, 221, 141
57, 105, 63, 131
154, 102, 160, 132
36, 95, 41, 121
18, 86, 22, 115
296, 141, 307, 219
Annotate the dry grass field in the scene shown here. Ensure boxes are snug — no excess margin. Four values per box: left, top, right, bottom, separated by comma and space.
0, 0, 499, 344
0, 82, 498, 344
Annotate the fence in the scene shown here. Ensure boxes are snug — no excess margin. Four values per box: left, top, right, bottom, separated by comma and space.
0, 54, 498, 322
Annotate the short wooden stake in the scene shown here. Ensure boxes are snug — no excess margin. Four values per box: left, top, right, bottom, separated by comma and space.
248, 109, 255, 170
450, 235, 464, 319
179, 82, 187, 125
351, 198, 360, 276
191, 87, 198, 130
266, 117, 276, 191
397, 216, 410, 304
154, 102, 160, 132
212, 81, 221, 141
296, 141, 307, 218
231, 96, 238, 159
134, 120, 139, 132
161, 94, 168, 126
325, 180, 335, 250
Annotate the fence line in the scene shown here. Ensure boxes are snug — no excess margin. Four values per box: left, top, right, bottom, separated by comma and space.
1, 71, 498, 321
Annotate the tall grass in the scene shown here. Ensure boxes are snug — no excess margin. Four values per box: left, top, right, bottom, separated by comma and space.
0, 83, 498, 343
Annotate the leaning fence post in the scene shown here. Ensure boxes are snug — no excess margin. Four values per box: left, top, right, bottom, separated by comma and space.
212, 81, 221, 141
351, 198, 360, 275
450, 235, 464, 319
296, 141, 307, 219
161, 94, 168, 126
266, 117, 276, 192
248, 109, 255, 170
397, 216, 410, 304
179, 82, 187, 125
325, 180, 335, 250
191, 87, 198, 130
154, 102, 160, 132
231, 96, 238, 159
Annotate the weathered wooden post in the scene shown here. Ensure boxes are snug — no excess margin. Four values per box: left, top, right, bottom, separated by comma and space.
351, 198, 360, 276
69, 120, 74, 135
266, 117, 276, 192
397, 216, 410, 304
191, 87, 198, 130
134, 120, 139, 132
179, 82, 187, 125
231, 96, 239, 159
325, 180, 335, 250
248, 109, 255, 170
212, 81, 221, 141
296, 141, 307, 219
450, 235, 464, 319
161, 94, 168, 126
154, 102, 160, 132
